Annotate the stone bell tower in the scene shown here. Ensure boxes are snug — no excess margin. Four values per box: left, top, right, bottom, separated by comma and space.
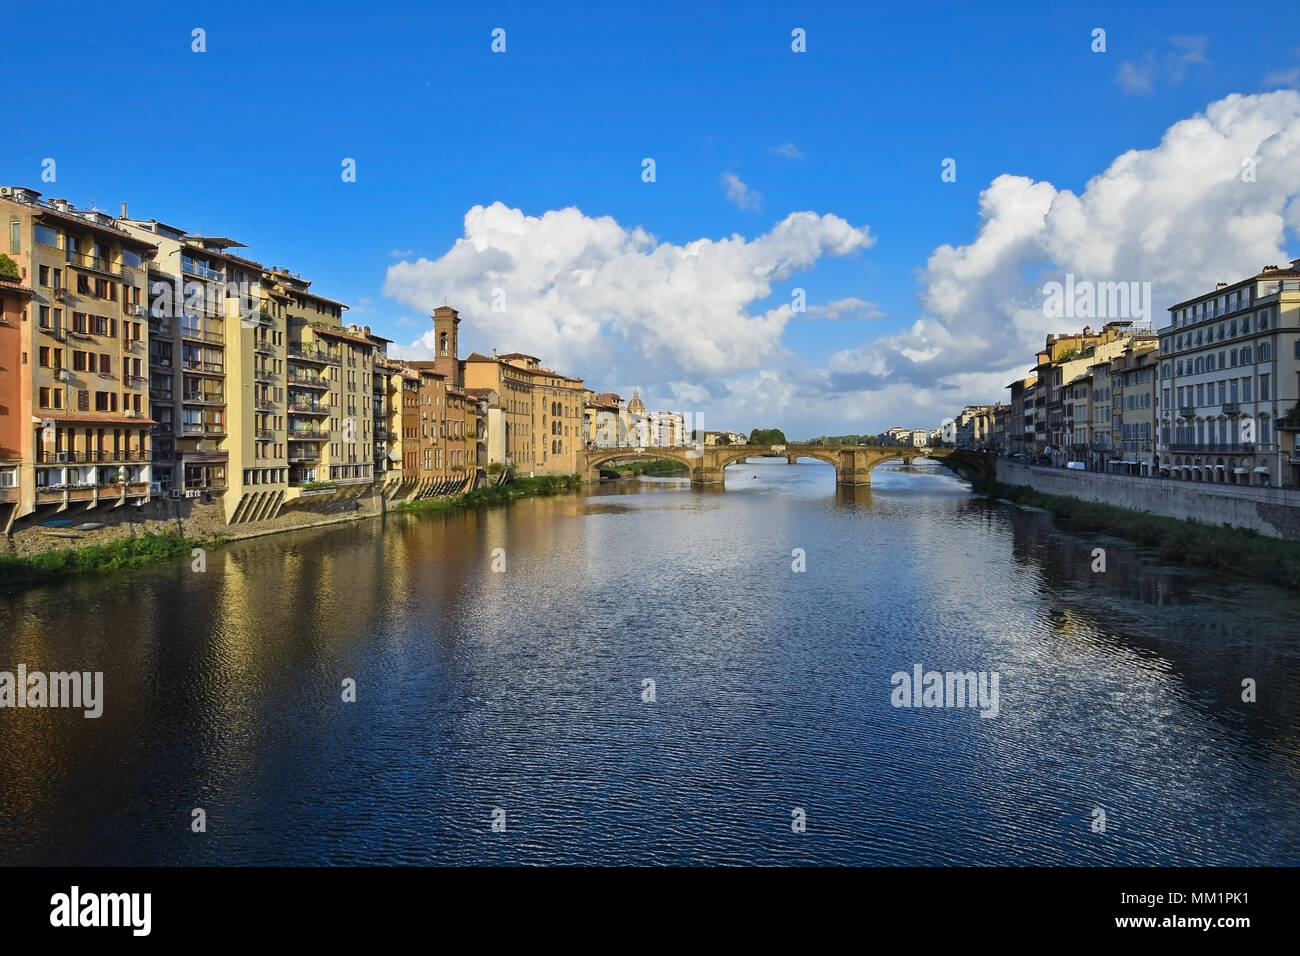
432, 305, 460, 386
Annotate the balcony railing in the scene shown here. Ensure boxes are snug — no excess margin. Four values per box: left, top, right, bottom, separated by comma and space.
287, 345, 339, 364
37, 449, 150, 463
255, 398, 277, 411
288, 428, 327, 439
182, 392, 226, 405
287, 399, 329, 414
1178, 406, 1195, 417
181, 260, 226, 282
286, 373, 329, 389
67, 252, 122, 277
255, 430, 275, 442
1220, 402, 1240, 414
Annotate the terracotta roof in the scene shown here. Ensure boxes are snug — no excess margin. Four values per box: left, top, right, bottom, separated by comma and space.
0, 277, 33, 295
310, 326, 372, 347
498, 352, 540, 361
34, 207, 157, 252
464, 352, 496, 363
464, 387, 496, 398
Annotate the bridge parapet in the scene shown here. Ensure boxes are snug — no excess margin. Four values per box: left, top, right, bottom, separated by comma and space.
575, 444, 994, 488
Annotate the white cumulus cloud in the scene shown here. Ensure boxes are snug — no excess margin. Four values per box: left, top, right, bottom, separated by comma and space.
383, 202, 874, 381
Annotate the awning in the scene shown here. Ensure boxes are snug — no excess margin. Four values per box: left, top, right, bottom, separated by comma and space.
1234, 467, 1248, 474
1214, 464, 1225, 470
1254, 466, 1270, 473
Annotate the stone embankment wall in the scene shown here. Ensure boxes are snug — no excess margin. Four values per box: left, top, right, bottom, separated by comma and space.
995, 461, 1300, 540
3, 485, 389, 557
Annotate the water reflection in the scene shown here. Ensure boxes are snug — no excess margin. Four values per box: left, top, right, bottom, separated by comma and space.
1, 458, 1297, 864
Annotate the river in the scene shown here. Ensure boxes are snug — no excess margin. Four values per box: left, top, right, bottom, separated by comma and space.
1, 458, 1297, 864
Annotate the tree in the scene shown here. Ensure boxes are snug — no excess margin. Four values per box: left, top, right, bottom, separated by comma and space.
0, 254, 20, 281
716, 435, 731, 445
749, 427, 787, 445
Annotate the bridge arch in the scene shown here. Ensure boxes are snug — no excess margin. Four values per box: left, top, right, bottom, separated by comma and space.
576, 445, 995, 488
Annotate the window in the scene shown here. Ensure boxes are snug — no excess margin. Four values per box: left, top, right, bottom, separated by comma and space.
122, 249, 143, 269
1261, 374, 1270, 401
34, 224, 58, 247
8, 221, 19, 253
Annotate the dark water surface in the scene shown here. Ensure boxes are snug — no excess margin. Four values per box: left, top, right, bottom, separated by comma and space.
2, 458, 1298, 864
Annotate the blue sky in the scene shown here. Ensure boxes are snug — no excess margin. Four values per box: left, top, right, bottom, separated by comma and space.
3, 1, 1298, 435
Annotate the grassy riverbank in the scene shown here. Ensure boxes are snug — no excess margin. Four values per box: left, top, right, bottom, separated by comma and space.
0, 531, 213, 591
393, 474, 583, 514
974, 477, 1300, 590
600, 458, 690, 478
1, 476, 583, 589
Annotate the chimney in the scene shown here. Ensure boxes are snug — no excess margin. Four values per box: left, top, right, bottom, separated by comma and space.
1216, 281, 1228, 289
120, 202, 128, 219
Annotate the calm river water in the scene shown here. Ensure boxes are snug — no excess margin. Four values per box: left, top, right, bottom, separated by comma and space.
1, 458, 1298, 865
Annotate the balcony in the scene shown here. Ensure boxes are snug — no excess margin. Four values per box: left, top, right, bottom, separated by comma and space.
288, 428, 327, 440
287, 399, 329, 415
179, 326, 225, 345
149, 318, 173, 336
52, 287, 68, 302
255, 430, 275, 442
1178, 406, 1195, 417
287, 450, 321, 463
287, 345, 339, 365
182, 260, 226, 282
1221, 402, 1240, 414
254, 368, 276, 383
0, 487, 17, 503
182, 390, 226, 405
67, 252, 122, 278
1277, 416, 1300, 432
255, 398, 278, 411
286, 372, 329, 389
254, 340, 275, 355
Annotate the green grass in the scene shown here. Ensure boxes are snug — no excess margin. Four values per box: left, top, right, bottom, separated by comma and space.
600, 458, 690, 478
395, 474, 583, 514
974, 478, 1300, 590
0, 531, 214, 590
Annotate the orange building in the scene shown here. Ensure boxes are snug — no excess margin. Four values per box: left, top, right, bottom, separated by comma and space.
2, 188, 158, 525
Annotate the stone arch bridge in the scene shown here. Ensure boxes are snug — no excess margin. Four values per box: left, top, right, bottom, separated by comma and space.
579, 445, 996, 488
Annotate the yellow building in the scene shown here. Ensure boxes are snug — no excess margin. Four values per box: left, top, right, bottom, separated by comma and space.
462, 350, 585, 475
1, 189, 157, 523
